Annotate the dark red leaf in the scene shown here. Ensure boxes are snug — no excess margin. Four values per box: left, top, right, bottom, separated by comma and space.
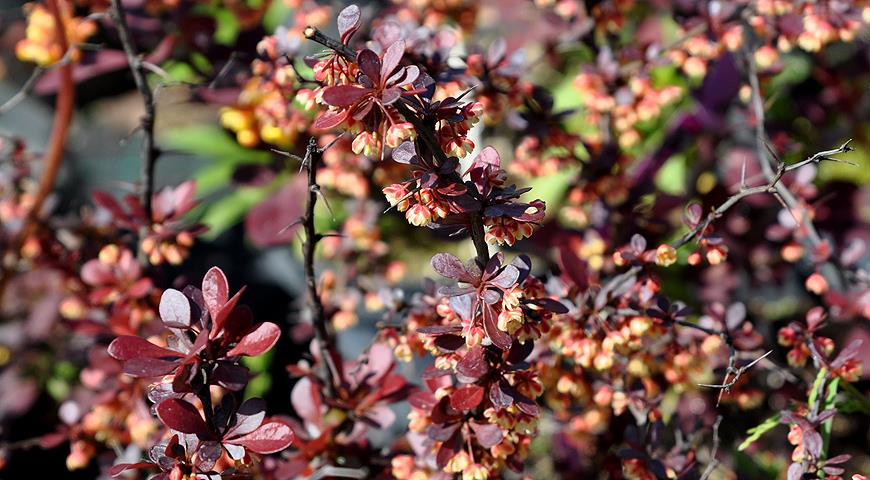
159, 289, 192, 329
226, 419, 294, 454
108, 336, 180, 361
226, 398, 266, 437
435, 432, 461, 469
832, 338, 863, 369
431, 253, 474, 282
194, 441, 222, 472
313, 109, 349, 130
356, 49, 381, 83
202, 267, 229, 320
211, 287, 246, 339
469, 421, 503, 448
123, 357, 179, 377
456, 346, 489, 382
558, 246, 589, 290
482, 304, 512, 350
38, 432, 67, 449
825, 454, 851, 465
803, 428, 822, 458
156, 399, 212, 437
245, 176, 307, 247
489, 381, 513, 409
380, 40, 405, 84
322, 85, 371, 107
227, 322, 281, 357
515, 392, 540, 416
408, 391, 437, 411
381, 87, 402, 105
417, 324, 463, 335
426, 422, 460, 442
449, 385, 484, 411
434, 334, 465, 352
337, 4, 361, 42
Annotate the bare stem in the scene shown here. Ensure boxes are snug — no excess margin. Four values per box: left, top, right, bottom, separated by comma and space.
111, 0, 158, 225
301, 138, 339, 397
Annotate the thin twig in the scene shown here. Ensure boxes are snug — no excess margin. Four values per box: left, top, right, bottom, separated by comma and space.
0, 67, 44, 117
700, 415, 723, 480
111, 0, 158, 225
698, 350, 773, 405
301, 138, 340, 397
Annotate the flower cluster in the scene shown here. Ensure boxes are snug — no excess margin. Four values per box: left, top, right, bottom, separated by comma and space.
92, 181, 203, 266
15, 1, 96, 67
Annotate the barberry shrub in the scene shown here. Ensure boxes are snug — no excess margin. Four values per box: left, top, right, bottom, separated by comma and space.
0, 1, 869, 479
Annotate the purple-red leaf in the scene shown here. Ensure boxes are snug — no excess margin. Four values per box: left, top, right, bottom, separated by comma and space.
156, 399, 212, 437
226, 419, 294, 454
380, 40, 405, 84
313, 109, 349, 130
456, 346, 489, 382
322, 85, 371, 107
227, 322, 281, 357
159, 289, 192, 329
108, 336, 180, 361
357, 49, 381, 83
337, 4, 361, 42
449, 385, 484, 412
426, 422, 460, 442
469, 421, 503, 448
434, 334, 465, 352
202, 267, 229, 320
832, 338, 863, 369
245, 176, 307, 247
392, 141, 417, 164
226, 398, 266, 437
122, 357, 179, 377
431, 253, 474, 283
483, 304, 512, 350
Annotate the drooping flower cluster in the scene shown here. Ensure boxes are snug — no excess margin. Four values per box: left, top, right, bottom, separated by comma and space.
383, 143, 545, 245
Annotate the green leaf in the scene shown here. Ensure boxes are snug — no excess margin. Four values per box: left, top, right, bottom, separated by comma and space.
837, 380, 870, 416
199, 187, 272, 240
263, 0, 291, 32
212, 8, 241, 45
526, 166, 579, 220
808, 367, 828, 409
738, 412, 782, 451
654, 153, 687, 195
821, 376, 840, 457
161, 125, 271, 196
770, 53, 812, 91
